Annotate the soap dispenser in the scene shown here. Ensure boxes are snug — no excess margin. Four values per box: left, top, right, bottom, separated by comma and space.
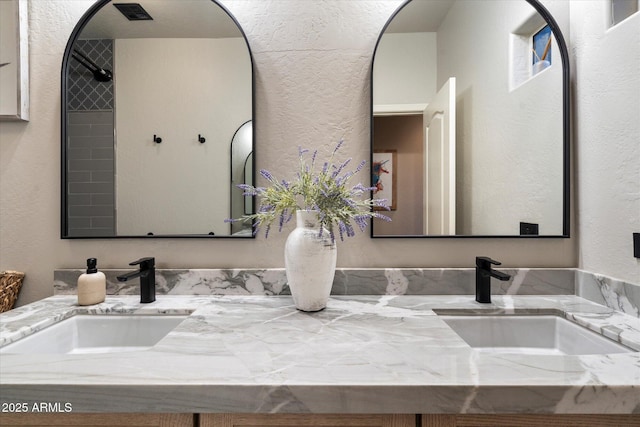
77, 258, 106, 305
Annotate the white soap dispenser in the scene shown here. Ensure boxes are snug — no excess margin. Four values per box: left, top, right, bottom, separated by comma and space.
77, 258, 106, 305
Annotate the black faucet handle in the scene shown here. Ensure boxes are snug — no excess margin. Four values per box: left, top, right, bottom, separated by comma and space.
476, 256, 501, 269
129, 257, 155, 270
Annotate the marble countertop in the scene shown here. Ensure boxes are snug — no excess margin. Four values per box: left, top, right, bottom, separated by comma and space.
1, 295, 639, 414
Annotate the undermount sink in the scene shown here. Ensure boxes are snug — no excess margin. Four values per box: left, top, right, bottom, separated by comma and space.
439, 314, 634, 355
0, 315, 188, 354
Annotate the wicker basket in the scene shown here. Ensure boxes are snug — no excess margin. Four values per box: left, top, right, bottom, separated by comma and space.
0, 270, 25, 313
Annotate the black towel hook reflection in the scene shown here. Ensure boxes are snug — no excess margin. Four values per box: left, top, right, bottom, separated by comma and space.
153, 135, 162, 144
198, 134, 206, 144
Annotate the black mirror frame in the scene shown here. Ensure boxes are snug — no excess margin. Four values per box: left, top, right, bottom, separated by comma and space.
370, 0, 570, 239
60, 0, 255, 239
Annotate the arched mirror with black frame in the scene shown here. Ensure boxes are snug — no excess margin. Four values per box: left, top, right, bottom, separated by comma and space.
370, 0, 569, 238
61, 0, 254, 238
229, 119, 253, 236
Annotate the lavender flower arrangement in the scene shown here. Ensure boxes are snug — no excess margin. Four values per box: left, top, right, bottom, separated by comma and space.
228, 140, 390, 241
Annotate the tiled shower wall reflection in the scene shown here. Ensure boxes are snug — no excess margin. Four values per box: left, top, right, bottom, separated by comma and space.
66, 40, 115, 236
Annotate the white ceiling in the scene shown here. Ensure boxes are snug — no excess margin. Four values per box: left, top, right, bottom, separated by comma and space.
80, 0, 455, 40
80, 0, 242, 39
385, 0, 455, 33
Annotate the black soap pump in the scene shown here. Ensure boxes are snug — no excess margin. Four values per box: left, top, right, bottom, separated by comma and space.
77, 258, 106, 305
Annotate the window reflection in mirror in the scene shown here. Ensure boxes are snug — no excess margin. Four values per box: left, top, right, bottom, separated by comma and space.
532, 25, 552, 75
372, 0, 567, 237
62, 0, 253, 238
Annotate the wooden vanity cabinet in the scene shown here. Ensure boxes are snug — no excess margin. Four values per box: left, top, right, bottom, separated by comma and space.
421, 414, 640, 426
201, 414, 415, 427
0, 413, 194, 426
204, 413, 640, 427
1, 413, 414, 427
4, 413, 639, 426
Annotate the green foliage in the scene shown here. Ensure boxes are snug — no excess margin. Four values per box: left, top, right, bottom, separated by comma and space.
228, 141, 390, 241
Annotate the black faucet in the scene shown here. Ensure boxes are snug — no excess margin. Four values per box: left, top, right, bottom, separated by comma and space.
475, 256, 511, 303
116, 257, 156, 303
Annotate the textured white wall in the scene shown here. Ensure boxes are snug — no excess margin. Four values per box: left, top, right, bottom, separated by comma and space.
1, 0, 576, 307
571, 1, 640, 284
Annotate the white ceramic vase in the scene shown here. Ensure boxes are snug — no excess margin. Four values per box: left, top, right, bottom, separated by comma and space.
284, 210, 337, 312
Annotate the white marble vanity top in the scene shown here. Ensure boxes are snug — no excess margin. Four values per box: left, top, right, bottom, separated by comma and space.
1, 295, 639, 413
